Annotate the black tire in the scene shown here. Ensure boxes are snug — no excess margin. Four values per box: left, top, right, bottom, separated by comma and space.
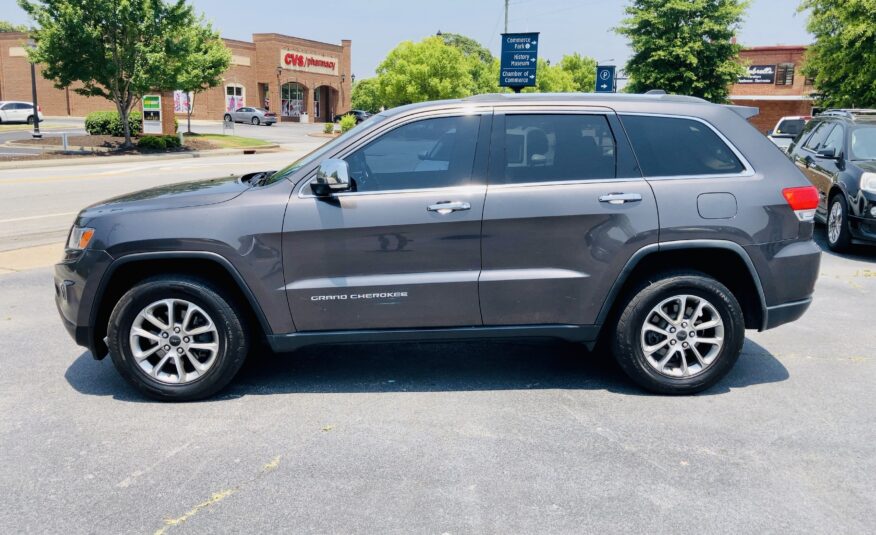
107, 276, 249, 401
612, 272, 745, 395
826, 194, 853, 252
27, 115, 34, 125
251, 116, 260, 125
224, 114, 232, 123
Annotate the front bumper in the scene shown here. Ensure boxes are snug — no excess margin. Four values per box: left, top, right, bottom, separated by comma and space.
54, 249, 114, 357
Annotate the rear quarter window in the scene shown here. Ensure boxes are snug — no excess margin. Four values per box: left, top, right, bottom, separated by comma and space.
621, 115, 745, 177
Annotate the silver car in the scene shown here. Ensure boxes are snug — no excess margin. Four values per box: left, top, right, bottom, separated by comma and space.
223, 106, 276, 126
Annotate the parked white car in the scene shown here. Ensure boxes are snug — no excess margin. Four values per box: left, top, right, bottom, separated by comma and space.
0, 101, 44, 125
767, 115, 810, 152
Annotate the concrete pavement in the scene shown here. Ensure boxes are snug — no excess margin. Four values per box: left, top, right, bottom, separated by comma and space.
0, 231, 873, 533
0, 144, 323, 252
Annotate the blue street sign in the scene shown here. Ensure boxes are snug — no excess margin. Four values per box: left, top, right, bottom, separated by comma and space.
500, 32, 539, 89
595, 66, 616, 93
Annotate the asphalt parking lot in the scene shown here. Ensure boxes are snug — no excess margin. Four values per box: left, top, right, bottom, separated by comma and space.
1, 230, 874, 534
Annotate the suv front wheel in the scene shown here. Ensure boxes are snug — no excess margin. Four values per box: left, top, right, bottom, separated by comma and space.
612, 272, 745, 395
826, 194, 852, 252
107, 276, 250, 401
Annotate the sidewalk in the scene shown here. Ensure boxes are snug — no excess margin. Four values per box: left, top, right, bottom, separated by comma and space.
0, 145, 285, 171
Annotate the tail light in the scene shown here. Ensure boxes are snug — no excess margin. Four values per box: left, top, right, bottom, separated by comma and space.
783, 186, 818, 221
37, 105, 42, 112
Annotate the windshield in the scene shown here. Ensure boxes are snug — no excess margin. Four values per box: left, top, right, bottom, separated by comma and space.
850, 126, 876, 160
775, 119, 805, 137
265, 114, 387, 185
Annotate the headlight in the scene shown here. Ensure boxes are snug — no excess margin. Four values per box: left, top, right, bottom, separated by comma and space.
862, 173, 876, 194
66, 226, 95, 250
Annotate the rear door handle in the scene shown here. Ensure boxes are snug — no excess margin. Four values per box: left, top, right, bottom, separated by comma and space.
599, 193, 642, 205
427, 201, 471, 214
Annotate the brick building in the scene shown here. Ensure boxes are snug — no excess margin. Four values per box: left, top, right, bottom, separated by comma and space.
730, 45, 815, 133
0, 31, 352, 123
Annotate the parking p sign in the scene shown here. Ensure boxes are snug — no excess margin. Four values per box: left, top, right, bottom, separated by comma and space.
595, 66, 616, 93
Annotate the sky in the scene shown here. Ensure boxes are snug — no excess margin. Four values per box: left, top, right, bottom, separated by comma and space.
1, 0, 811, 79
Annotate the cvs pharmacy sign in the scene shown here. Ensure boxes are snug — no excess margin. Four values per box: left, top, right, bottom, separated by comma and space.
280, 49, 339, 75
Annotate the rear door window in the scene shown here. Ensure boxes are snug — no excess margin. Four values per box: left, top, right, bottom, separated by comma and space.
621, 115, 745, 177
803, 122, 835, 151
775, 119, 805, 137
498, 114, 617, 184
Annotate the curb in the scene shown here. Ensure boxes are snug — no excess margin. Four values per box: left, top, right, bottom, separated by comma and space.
0, 144, 284, 170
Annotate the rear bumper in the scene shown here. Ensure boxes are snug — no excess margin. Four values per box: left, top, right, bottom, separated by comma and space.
763, 298, 812, 330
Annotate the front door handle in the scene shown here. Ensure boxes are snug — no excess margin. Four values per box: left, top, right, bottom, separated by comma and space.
599, 192, 643, 205
427, 201, 471, 214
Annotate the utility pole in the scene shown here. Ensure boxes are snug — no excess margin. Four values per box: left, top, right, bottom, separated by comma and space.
27, 39, 41, 139
504, 0, 509, 33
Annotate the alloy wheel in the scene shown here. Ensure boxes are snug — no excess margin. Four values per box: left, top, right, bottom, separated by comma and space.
640, 294, 725, 378
828, 200, 843, 244
129, 298, 220, 384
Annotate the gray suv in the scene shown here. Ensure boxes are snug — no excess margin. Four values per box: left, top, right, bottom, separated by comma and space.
55, 93, 822, 401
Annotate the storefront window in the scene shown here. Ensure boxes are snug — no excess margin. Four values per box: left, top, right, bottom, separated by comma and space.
281, 82, 306, 117
225, 84, 245, 112
314, 89, 320, 119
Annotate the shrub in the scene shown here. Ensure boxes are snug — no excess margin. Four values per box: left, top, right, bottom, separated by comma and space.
339, 114, 357, 133
85, 110, 143, 137
137, 134, 181, 150
323, 122, 335, 134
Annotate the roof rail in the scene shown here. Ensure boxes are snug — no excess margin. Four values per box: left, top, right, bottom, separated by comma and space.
819, 108, 876, 120
644, 89, 667, 95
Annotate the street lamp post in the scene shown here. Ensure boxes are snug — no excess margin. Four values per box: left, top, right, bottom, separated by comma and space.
27, 38, 42, 139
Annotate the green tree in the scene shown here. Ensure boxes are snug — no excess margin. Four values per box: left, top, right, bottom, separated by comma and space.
375, 36, 475, 107
0, 20, 29, 32
351, 78, 382, 113
19, 0, 218, 147
616, 0, 749, 102
439, 32, 499, 94
559, 53, 598, 92
175, 21, 231, 133
799, 0, 876, 108
522, 59, 578, 93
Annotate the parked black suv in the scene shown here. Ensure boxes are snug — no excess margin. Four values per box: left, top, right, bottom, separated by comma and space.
788, 109, 876, 251
55, 93, 821, 401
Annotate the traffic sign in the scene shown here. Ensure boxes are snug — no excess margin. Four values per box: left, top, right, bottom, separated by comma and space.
500, 32, 539, 90
595, 66, 616, 93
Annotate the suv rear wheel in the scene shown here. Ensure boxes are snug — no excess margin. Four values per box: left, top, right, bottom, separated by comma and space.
826, 194, 852, 252
612, 272, 744, 395
107, 276, 249, 401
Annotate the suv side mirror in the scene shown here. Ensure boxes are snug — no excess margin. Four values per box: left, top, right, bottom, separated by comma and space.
312, 159, 352, 196
817, 147, 838, 159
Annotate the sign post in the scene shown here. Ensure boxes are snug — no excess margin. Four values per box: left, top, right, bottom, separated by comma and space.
500, 32, 539, 93
595, 66, 616, 93
142, 95, 162, 134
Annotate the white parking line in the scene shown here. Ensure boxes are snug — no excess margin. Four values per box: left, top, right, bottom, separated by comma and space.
0, 211, 78, 224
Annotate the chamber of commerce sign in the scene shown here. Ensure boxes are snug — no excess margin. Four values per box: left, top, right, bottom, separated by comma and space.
738, 65, 776, 84
280, 49, 339, 75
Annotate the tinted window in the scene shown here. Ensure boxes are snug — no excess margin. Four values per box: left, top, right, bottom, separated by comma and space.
803, 122, 834, 150
344, 115, 479, 192
850, 126, 876, 160
775, 119, 805, 137
622, 115, 745, 177
499, 114, 616, 184
0, 103, 14, 110
821, 125, 844, 154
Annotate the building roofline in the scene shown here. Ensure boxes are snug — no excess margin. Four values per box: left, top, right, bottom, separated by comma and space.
251, 33, 343, 51
741, 45, 810, 52
222, 38, 256, 49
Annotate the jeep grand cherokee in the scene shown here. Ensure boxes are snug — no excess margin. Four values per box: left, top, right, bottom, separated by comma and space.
55, 93, 821, 401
